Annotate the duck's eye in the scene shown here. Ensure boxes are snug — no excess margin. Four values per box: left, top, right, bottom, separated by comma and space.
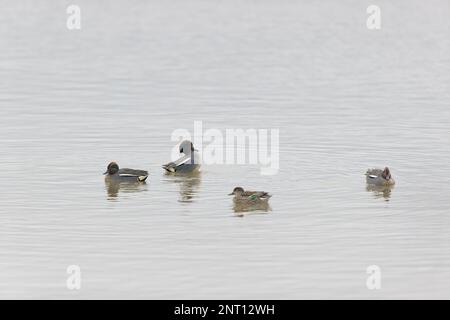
180, 148, 183, 153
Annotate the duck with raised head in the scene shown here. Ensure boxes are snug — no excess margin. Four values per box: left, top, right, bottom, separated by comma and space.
104, 162, 148, 182
366, 167, 395, 186
162, 140, 201, 174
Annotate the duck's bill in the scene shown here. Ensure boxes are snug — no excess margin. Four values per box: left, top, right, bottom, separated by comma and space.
228, 193, 234, 196
103, 171, 108, 175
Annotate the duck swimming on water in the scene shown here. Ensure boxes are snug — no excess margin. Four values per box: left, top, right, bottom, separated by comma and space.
162, 140, 201, 174
104, 162, 148, 182
228, 187, 272, 202
366, 167, 395, 186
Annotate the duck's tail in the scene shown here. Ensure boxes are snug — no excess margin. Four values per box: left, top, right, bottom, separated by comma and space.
138, 176, 148, 182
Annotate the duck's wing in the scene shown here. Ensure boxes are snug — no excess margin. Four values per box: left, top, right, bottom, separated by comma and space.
243, 191, 271, 199
257, 192, 272, 199
119, 168, 149, 176
366, 168, 383, 177
162, 155, 191, 172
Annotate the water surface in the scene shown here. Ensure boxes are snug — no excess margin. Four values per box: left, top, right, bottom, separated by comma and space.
0, 0, 449, 299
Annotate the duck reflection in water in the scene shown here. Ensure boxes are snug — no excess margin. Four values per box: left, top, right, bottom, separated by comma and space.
164, 171, 202, 203
232, 201, 272, 217
105, 180, 148, 199
366, 184, 394, 201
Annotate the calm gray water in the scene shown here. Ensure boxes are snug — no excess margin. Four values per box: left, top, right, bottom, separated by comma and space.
0, 0, 449, 299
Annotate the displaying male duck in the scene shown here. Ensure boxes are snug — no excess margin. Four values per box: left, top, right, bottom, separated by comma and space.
162, 140, 201, 174
228, 187, 272, 202
366, 167, 395, 186
104, 162, 148, 182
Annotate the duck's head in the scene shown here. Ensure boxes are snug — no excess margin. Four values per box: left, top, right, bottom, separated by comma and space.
228, 187, 245, 196
179, 140, 197, 155
104, 162, 119, 175
382, 167, 392, 180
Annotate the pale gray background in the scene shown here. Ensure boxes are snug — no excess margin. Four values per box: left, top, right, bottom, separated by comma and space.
0, 0, 449, 299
